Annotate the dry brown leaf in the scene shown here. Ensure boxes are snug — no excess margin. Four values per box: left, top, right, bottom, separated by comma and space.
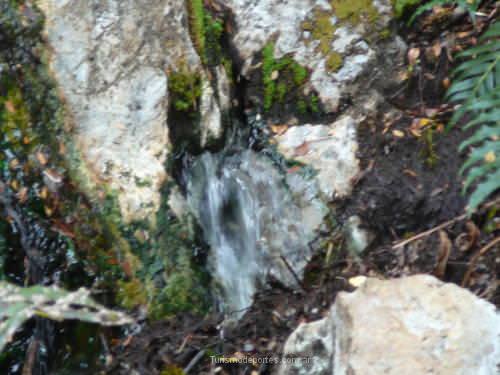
16, 187, 28, 203
36, 151, 48, 166
392, 129, 405, 138
435, 230, 451, 278
4, 101, 16, 113
270, 124, 288, 135
407, 48, 420, 66
294, 141, 310, 156
432, 42, 442, 58
455, 221, 480, 252
442, 77, 451, 89
403, 169, 418, 178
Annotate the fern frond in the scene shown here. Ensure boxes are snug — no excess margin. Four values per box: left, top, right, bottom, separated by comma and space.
409, 0, 478, 24
447, 21, 500, 212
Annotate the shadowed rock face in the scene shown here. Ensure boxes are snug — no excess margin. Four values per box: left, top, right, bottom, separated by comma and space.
279, 275, 500, 375
38, 0, 201, 222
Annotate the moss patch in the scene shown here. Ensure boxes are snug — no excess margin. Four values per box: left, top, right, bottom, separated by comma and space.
168, 69, 202, 113
326, 51, 344, 72
261, 43, 319, 114
331, 0, 379, 24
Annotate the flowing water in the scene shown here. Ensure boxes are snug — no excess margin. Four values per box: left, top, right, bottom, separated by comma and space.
187, 149, 314, 317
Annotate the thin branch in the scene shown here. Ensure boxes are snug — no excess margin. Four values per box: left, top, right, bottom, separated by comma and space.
462, 236, 500, 287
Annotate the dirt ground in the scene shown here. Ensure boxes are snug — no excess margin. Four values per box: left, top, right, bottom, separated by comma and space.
106, 6, 499, 375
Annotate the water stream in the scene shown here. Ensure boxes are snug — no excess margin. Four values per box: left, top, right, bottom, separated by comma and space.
187, 147, 316, 317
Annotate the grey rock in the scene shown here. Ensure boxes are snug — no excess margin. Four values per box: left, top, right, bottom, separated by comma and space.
275, 116, 359, 199
279, 275, 500, 375
39, 0, 200, 222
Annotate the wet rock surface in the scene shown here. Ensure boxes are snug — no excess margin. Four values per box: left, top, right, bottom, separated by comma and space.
279, 275, 500, 375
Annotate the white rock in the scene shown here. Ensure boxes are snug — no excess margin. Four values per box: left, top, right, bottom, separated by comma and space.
344, 215, 373, 254
224, 0, 395, 112
275, 116, 359, 199
38, 0, 200, 222
279, 275, 500, 375
200, 77, 224, 148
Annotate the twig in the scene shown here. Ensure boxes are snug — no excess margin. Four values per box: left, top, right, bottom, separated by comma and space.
461, 236, 500, 287
184, 349, 206, 374
392, 214, 466, 249
392, 197, 500, 249
279, 255, 306, 292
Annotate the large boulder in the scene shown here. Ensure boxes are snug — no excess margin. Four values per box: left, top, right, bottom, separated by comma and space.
38, 0, 214, 222
279, 275, 500, 375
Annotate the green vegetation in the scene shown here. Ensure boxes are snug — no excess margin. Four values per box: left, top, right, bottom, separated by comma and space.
0, 282, 132, 352
331, 0, 379, 24
168, 69, 203, 113
445, 21, 500, 212
326, 51, 344, 72
187, 0, 226, 65
409, 0, 478, 23
261, 43, 319, 113
188, 0, 206, 61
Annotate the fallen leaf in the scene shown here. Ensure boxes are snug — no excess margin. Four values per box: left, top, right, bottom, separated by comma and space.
392, 129, 405, 138
403, 169, 417, 178
16, 187, 28, 203
36, 151, 48, 165
455, 221, 480, 252
270, 124, 288, 135
484, 151, 496, 163
442, 78, 451, 89
407, 47, 420, 65
432, 42, 442, 58
4, 101, 15, 113
294, 141, 310, 156
435, 230, 451, 278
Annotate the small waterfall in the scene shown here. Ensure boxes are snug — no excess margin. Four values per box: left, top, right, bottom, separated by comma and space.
187, 149, 313, 317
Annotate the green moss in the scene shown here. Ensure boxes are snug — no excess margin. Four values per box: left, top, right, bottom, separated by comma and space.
310, 94, 320, 113
302, 10, 337, 55
187, 0, 206, 62
379, 27, 392, 39
291, 63, 308, 86
276, 82, 287, 103
261, 43, 317, 113
262, 43, 276, 111
168, 69, 202, 113
116, 279, 149, 309
326, 51, 343, 72
331, 0, 379, 24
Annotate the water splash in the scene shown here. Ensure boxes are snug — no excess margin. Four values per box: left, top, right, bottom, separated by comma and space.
187, 150, 315, 317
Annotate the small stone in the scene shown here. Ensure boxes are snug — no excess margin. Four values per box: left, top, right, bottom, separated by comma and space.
243, 342, 255, 352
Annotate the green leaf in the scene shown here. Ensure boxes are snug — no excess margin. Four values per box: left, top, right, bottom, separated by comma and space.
467, 169, 500, 212
459, 124, 500, 150
463, 160, 500, 192
460, 141, 500, 174
0, 282, 133, 352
